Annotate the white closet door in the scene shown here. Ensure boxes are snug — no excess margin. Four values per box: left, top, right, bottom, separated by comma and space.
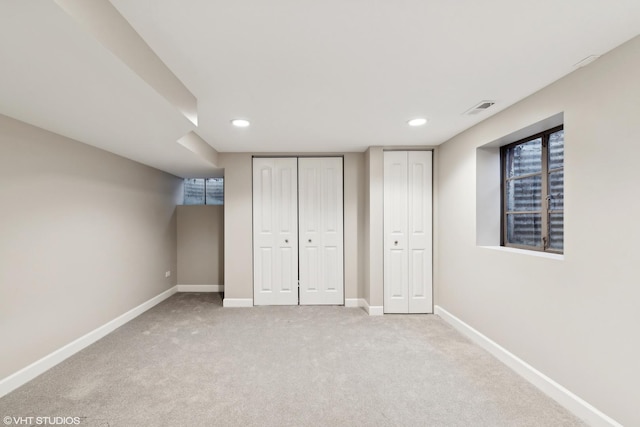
299, 157, 344, 305
253, 158, 298, 305
384, 151, 410, 313
384, 151, 433, 314
407, 151, 433, 313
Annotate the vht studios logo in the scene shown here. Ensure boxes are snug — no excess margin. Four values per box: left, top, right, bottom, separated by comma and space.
3, 416, 82, 425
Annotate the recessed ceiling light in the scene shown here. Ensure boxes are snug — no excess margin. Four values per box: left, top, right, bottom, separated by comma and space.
407, 118, 428, 127
231, 119, 250, 127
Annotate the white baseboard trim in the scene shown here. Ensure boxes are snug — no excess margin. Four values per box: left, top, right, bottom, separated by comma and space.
364, 300, 384, 316
177, 284, 224, 292
434, 305, 622, 427
222, 298, 253, 308
345, 298, 383, 316
0, 286, 178, 399
345, 298, 365, 308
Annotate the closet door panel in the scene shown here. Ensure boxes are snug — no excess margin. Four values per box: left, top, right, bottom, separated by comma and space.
299, 157, 344, 305
384, 151, 433, 314
253, 158, 298, 305
407, 151, 433, 313
384, 151, 409, 313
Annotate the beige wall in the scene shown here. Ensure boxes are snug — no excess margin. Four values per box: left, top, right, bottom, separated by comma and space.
177, 205, 224, 285
342, 154, 365, 299
363, 147, 384, 307
437, 35, 640, 426
218, 153, 365, 301
217, 153, 253, 299
363, 149, 371, 303
0, 114, 181, 380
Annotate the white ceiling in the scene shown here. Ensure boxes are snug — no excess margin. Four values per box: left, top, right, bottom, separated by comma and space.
1, 1, 639, 178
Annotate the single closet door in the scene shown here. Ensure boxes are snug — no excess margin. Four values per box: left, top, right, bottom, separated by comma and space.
298, 157, 344, 305
384, 151, 433, 313
253, 157, 298, 305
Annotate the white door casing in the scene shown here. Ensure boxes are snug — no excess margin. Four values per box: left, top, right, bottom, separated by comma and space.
299, 157, 344, 305
384, 151, 433, 313
253, 157, 299, 305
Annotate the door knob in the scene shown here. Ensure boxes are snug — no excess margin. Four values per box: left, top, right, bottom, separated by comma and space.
308, 239, 312, 243
394, 241, 398, 246
285, 239, 289, 243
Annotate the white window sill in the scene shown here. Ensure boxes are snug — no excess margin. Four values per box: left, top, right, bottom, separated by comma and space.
479, 246, 564, 260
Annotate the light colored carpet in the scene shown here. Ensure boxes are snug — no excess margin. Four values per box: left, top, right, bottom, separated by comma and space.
0, 293, 586, 426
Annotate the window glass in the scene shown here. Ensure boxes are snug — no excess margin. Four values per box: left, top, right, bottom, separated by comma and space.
184, 179, 205, 205
506, 214, 542, 247
205, 178, 224, 205
501, 126, 563, 252
548, 170, 564, 211
183, 178, 224, 205
548, 130, 564, 170
506, 176, 542, 211
549, 213, 564, 251
505, 138, 541, 178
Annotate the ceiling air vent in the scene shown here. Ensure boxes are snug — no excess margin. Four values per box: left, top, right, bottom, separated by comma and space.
573, 55, 599, 69
464, 100, 496, 115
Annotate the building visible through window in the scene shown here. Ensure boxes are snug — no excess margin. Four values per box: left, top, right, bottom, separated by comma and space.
501, 126, 563, 252
183, 178, 223, 205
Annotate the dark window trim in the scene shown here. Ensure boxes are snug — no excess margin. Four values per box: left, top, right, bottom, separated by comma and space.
500, 125, 564, 253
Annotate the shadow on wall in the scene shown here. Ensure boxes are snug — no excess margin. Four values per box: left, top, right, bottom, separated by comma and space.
176, 205, 224, 287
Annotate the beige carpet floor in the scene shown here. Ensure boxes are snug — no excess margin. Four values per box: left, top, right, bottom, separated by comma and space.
0, 293, 586, 426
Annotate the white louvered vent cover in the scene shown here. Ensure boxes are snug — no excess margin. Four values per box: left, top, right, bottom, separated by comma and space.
464, 100, 496, 115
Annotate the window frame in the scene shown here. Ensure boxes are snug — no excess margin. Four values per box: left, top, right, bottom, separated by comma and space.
500, 125, 564, 254
183, 177, 224, 206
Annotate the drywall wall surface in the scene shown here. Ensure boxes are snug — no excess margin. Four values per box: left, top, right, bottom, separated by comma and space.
430, 148, 440, 306
218, 153, 365, 302
0, 114, 181, 380
217, 153, 253, 300
437, 35, 640, 426
366, 147, 384, 307
363, 149, 371, 304
343, 153, 364, 299
177, 205, 224, 285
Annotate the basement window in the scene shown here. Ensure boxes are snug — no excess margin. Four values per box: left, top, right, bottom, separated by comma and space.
183, 178, 224, 205
501, 126, 563, 253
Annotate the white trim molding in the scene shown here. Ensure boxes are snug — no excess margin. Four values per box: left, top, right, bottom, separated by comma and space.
222, 298, 253, 308
478, 245, 564, 260
345, 298, 365, 308
435, 305, 623, 427
177, 284, 224, 292
0, 286, 178, 398
364, 300, 384, 316
345, 298, 383, 315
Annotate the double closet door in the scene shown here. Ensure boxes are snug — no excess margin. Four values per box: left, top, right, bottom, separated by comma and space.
384, 151, 433, 314
253, 157, 344, 306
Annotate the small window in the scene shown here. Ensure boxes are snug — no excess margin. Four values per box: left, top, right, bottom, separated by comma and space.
183, 178, 224, 205
501, 126, 563, 252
